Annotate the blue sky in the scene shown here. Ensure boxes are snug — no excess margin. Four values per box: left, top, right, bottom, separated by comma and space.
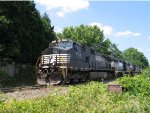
35, 0, 150, 63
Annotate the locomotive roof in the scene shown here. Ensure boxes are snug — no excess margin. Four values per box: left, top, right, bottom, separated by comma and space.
50, 39, 133, 63
50, 39, 125, 60
51, 39, 72, 43
51, 38, 96, 50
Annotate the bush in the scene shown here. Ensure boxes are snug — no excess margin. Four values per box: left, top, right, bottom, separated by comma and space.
0, 69, 8, 87
1, 68, 150, 112
118, 67, 150, 96
0, 69, 8, 80
16, 64, 37, 85
0, 93, 7, 105
0, 64, 36, 87
1, 81, 150, 113
142, 67, 150, 78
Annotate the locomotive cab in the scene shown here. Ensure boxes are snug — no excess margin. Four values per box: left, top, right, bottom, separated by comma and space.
41, 39, 73, 66
110, 58, 124, 77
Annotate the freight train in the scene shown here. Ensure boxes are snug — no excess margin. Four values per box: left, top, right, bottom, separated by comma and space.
36, 39, 142, 85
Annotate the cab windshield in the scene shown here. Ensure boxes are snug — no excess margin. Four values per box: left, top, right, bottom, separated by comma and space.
58, 41, 72, 49
50, 40, 73, 50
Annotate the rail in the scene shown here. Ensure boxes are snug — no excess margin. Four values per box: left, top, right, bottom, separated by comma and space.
0, 85, 47, 93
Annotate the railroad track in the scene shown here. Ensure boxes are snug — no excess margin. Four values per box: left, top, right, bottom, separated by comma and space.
0, 85, 47, 93
0, 78, 116, 94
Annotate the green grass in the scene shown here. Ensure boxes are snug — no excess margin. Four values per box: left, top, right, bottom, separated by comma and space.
1, 67, 150, 113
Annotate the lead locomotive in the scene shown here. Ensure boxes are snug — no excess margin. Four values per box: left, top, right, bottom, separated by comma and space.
36, 39, 142, 85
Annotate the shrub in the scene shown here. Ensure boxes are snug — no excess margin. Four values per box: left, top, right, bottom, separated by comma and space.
1, 68, 150, 112
1, 64, 36, 87
0, 69, 8, 87
16, 64, 36, 85
118, 67, 150, 96
0, 69, 8, 80
142, 67, 150, 78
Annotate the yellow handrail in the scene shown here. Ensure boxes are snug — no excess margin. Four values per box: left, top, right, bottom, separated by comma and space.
36, 57, 41, 68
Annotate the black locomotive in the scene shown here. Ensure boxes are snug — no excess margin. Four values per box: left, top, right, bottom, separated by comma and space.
36, 39, 142, 85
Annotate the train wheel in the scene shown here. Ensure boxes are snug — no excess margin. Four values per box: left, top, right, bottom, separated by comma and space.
73, 78, 79, 83
50, 73, 63, 85
37, 73, 47, 85
37, 78, 47, 85
66, 79, 71, 84
101, 78, 104, 83
78, 78, 82, 83
70, 79, 74, 83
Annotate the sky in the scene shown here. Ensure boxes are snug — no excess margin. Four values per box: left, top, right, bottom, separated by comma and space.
35, 0, 150, 64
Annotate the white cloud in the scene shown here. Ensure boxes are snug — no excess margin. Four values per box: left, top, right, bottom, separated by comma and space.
148, 36, 150, 39
56, 12, 65, 17
35, 0, 89, 17
89, 22, 113, 36
115, 30, 142, 37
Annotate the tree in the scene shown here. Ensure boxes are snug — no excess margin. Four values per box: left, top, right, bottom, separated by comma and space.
0, 15, 16, 63
109, 43, 123, 59
123, 48, 149, 68
41, 13, 56, 46
0, 2, 55, 64
57, 24, 111, 54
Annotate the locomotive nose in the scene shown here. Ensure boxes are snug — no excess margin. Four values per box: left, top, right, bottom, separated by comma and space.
42, 47, 53, 55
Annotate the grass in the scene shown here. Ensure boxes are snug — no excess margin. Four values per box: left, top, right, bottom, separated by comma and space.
0, 67, 150, 113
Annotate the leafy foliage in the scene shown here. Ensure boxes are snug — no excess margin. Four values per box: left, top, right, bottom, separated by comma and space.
1, 68, 150, 112
16, 64, 37, 85
0, 65, 36, 87
109, 43, 123, 59
142, 67, 150, 78
118, 75, 150, 96
0, 93, 7, 106
57, 24, 111, 54
0, 69, 8, 87
123, 48, 149, 68
0, 2, 55, 64
57, 24, 149, 67
0, 69, 8, 80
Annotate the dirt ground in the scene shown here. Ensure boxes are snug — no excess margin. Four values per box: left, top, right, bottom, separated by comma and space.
0, 79, 117, 101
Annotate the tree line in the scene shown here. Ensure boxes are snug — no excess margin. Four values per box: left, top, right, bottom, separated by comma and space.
0, 1, 55, 65
0, 1, 149, 68
57, 25, 149, 68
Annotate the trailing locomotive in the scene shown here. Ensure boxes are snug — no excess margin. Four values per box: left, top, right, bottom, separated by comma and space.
36, 39, 142, 85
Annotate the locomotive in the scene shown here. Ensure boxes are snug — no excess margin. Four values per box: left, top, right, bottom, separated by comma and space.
36, 39, 142, 85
